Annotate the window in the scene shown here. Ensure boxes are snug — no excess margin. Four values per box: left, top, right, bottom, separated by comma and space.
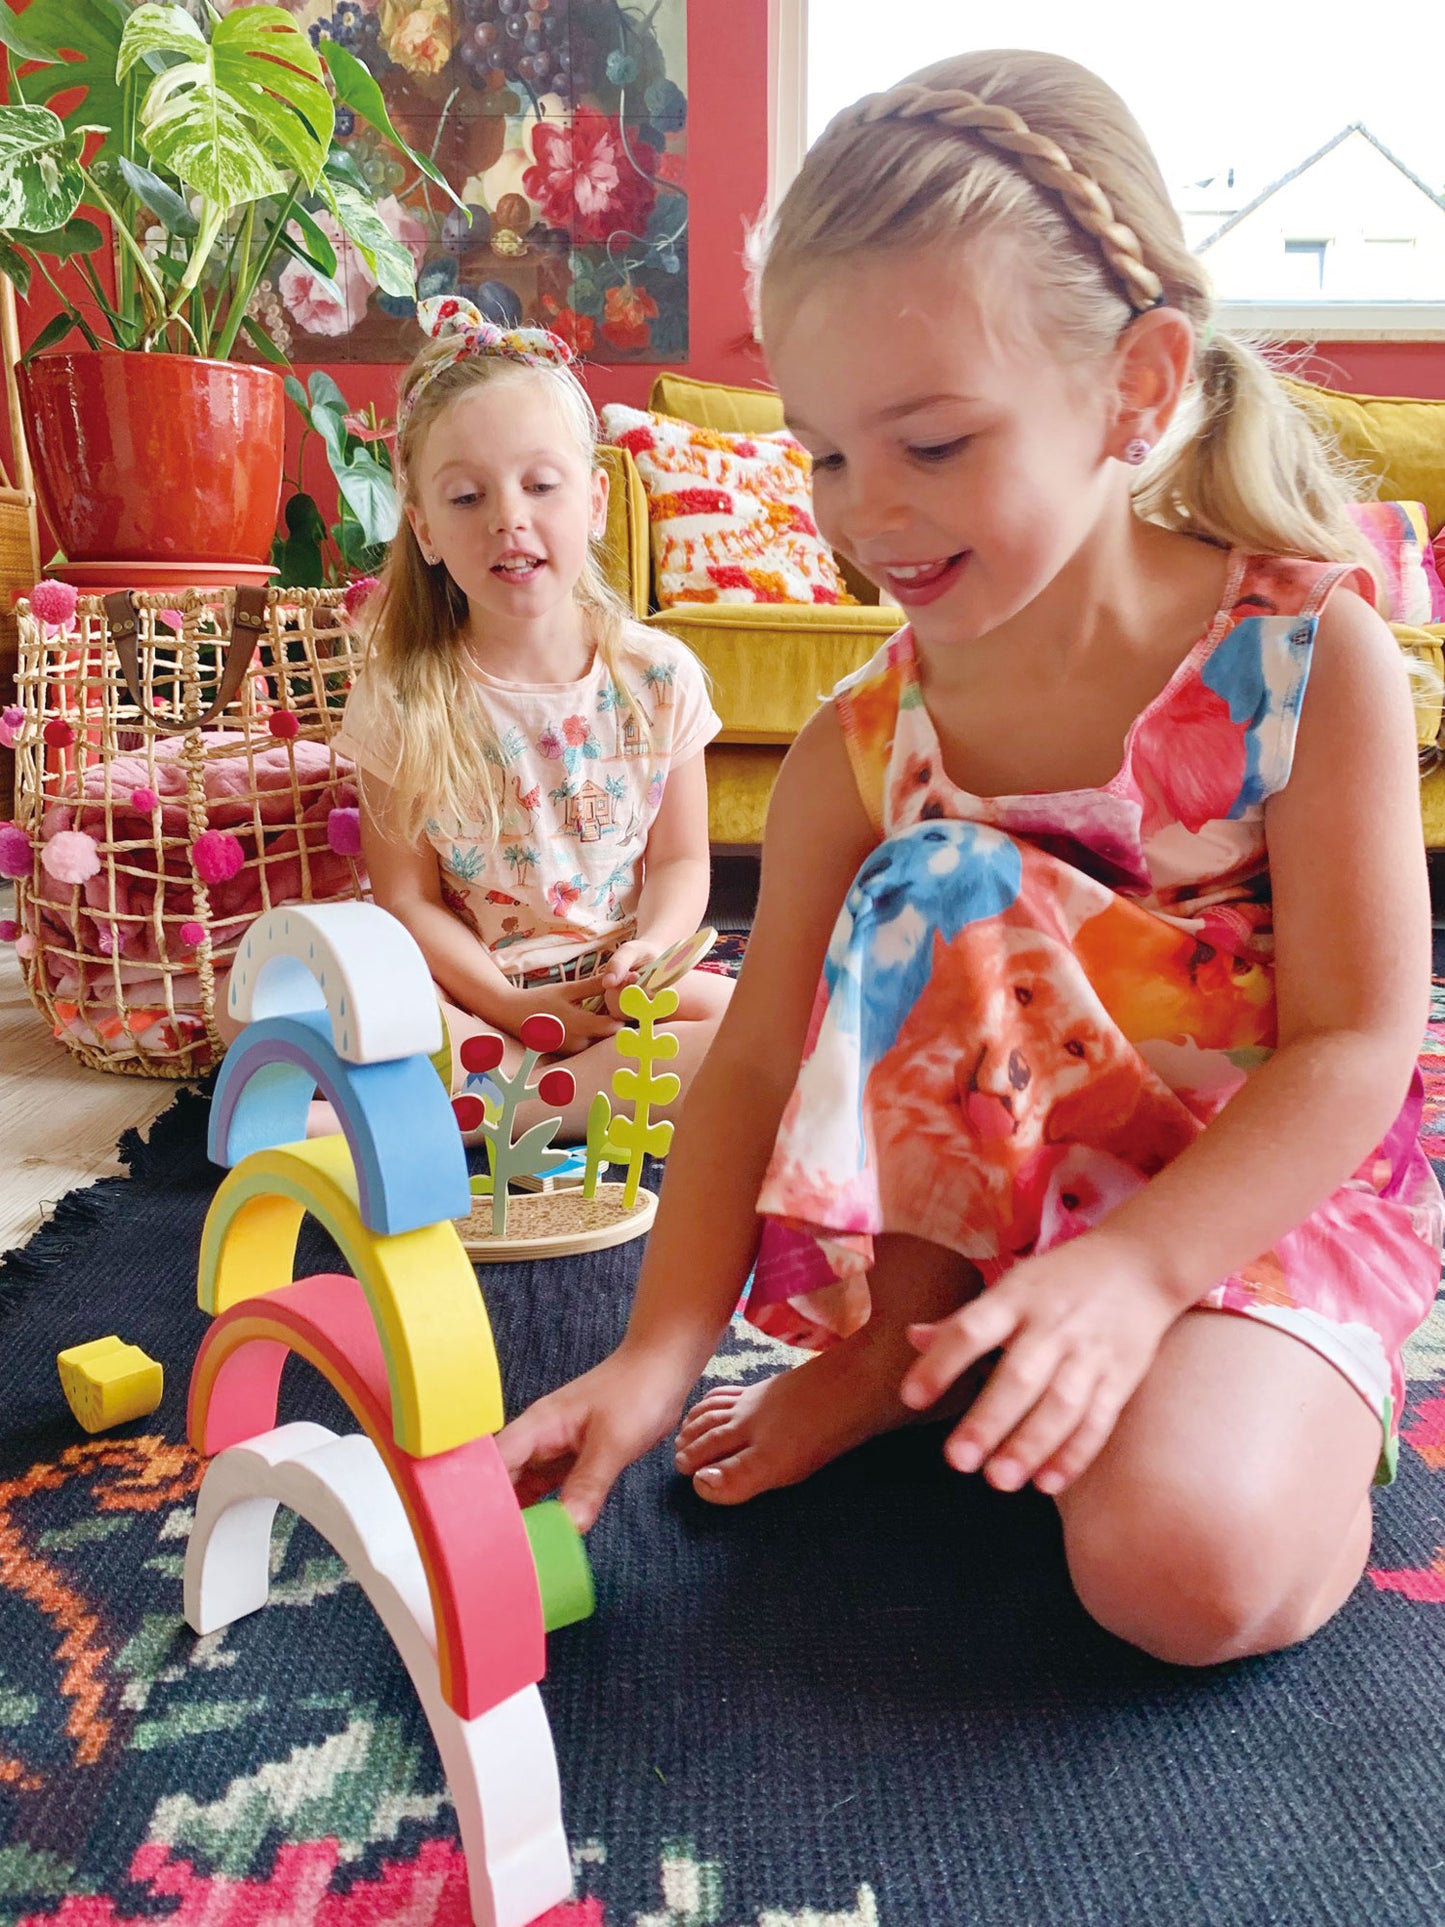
783, 0, 1445, 337
1282, 241, 1329, 294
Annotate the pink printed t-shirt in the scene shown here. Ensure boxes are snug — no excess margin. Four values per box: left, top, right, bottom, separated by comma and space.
335, 623, 719, 979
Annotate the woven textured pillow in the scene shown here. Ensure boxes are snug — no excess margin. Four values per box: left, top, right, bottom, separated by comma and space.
599, 403, 852, 608
1346, 500, 1445, 624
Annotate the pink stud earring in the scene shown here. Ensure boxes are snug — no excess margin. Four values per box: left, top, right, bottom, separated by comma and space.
1123, 437, 1152, 466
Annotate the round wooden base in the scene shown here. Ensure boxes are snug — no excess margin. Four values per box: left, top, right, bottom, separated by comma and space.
461, 1183, 657, 1264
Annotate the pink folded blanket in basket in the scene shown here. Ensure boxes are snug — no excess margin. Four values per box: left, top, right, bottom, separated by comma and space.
32, 735, 361, 1044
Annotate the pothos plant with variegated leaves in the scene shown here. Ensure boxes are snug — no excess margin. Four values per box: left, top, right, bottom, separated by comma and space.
0, 0, 463, 361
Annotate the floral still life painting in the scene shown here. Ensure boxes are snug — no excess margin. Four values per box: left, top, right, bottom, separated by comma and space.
265, 0, 688, 363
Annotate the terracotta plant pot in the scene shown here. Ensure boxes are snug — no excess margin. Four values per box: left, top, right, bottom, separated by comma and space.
18, 352, 284, 567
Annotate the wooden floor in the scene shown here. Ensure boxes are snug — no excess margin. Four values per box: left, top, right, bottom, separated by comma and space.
0, 887, 178, 1256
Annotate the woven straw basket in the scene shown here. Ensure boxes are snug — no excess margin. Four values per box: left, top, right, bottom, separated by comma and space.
0, 276, 41, 802
10, 586, 367, 1078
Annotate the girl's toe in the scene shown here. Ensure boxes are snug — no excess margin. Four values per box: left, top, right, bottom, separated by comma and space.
692, 1452, 764, 1506
675, 1413, 744, 1474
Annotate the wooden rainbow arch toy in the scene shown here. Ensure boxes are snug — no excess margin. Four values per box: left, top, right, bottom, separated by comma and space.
183, 902, 594, 1927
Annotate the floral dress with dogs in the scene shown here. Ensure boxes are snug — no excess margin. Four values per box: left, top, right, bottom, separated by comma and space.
748, 552, 1444, 1480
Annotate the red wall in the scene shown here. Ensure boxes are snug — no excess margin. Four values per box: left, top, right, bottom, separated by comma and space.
1284, 341, 1445, 401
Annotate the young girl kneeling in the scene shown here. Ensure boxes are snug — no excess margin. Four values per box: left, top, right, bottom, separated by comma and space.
335, 300, 731, 1135
500, 52, 1443, 1668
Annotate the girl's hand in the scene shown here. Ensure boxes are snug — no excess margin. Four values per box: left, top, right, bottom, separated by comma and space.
900, 1231, 1180, 1498
496, 1345, 695, 1530
598, 938, 661, 989
506, 980, 620, 1055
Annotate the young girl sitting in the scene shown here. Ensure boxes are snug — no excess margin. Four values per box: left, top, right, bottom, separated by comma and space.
498, 51, 1444, 1667
334, 298, 731, 1135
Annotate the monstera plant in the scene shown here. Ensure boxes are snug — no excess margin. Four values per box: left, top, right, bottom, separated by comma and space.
0, 0, 457, 572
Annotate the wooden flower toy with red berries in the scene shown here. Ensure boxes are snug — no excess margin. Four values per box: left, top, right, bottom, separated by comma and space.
452, 992, 678, 1263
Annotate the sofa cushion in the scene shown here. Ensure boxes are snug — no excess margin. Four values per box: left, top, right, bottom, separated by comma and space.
648, 372, 786, 436
647, 602, 897, 740
601, 402, 853, 610
1286, 381, 1445, 535
1393, 624, 1444, 750
594, 442, 649, 620
1346, 501, 1445, 623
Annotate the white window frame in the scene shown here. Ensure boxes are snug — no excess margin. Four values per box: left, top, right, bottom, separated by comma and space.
774, 0, 1445, 342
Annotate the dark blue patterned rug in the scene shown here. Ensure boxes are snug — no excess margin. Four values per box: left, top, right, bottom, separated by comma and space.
0, 1031, 1443, 1925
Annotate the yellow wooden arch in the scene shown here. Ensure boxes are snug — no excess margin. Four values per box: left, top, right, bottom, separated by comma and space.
197, 1136, 501, 1458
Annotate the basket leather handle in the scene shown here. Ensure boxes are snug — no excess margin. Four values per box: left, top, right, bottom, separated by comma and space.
103, 585, 270, 733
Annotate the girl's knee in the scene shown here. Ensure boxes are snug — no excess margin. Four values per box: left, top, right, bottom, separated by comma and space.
1060, 1482, 1335, 1667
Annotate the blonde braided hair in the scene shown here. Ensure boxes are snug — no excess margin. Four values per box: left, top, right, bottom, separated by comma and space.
758, 49, 1382, 600
834, 82, 1164, 316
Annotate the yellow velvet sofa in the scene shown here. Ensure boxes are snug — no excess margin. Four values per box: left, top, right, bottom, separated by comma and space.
596, 373, 1445, 847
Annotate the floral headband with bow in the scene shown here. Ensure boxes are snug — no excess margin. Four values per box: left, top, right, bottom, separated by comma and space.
400, 295, 576, 428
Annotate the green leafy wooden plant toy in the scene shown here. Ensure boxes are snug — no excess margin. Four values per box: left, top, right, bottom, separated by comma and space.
584, 983, 680, 1209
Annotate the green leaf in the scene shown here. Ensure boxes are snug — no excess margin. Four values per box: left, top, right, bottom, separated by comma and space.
239, 312, 290, 367
215, 8, 332, 164
274, 489, 327, 585
333, 517, 385, 576
0, 106, 85, 233
141, 72, 285, 206
0, 239, 29, 296
282, 202, 337, 279
321, 145, 370, 199
116, 2, 207, 78
0, 0, 126, 169
334, 451, 399, 546
13, 216, 105, 261
274, 226, 343, 308
283, 372, 309, 413
21, 309, 80, 362
284, 490, 328, 542
117, 157, 198, 237
135, 4, 331, 209
305, 369, 350, 416
330, 186, 414, 299
319, 38, 463, 210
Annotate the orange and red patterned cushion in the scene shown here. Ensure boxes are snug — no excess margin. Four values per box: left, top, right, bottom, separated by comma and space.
599, 403, 853, 609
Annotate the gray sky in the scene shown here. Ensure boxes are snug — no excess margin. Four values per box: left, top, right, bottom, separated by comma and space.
807, 3, 1445, 201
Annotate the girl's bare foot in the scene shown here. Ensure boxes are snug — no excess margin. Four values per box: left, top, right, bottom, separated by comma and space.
675, 1233, 985, 1506
673, 1323, 921, 1504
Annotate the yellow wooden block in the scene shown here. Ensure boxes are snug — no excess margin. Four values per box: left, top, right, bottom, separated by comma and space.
57, 1336, 164, 1434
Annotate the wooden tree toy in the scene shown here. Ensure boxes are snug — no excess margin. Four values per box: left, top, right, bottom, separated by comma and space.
584, 983, 681, 1208
454, 1016, 576, 1238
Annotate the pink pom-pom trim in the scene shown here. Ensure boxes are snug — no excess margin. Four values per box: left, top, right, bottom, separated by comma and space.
29, 580, 77, 628
41, 829, 102, 885
268, 709, 300, 740
0, 706, 22, 750
179, 920, 206, 946
342, 575, 379, 617
327, 806, 362, 856
0, 823, 29, 879
130, 786, 159, 813
0, 919, 17, 942
14, 932, 35, 960
43, 718, 75, 750
191, 829, 244, 884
